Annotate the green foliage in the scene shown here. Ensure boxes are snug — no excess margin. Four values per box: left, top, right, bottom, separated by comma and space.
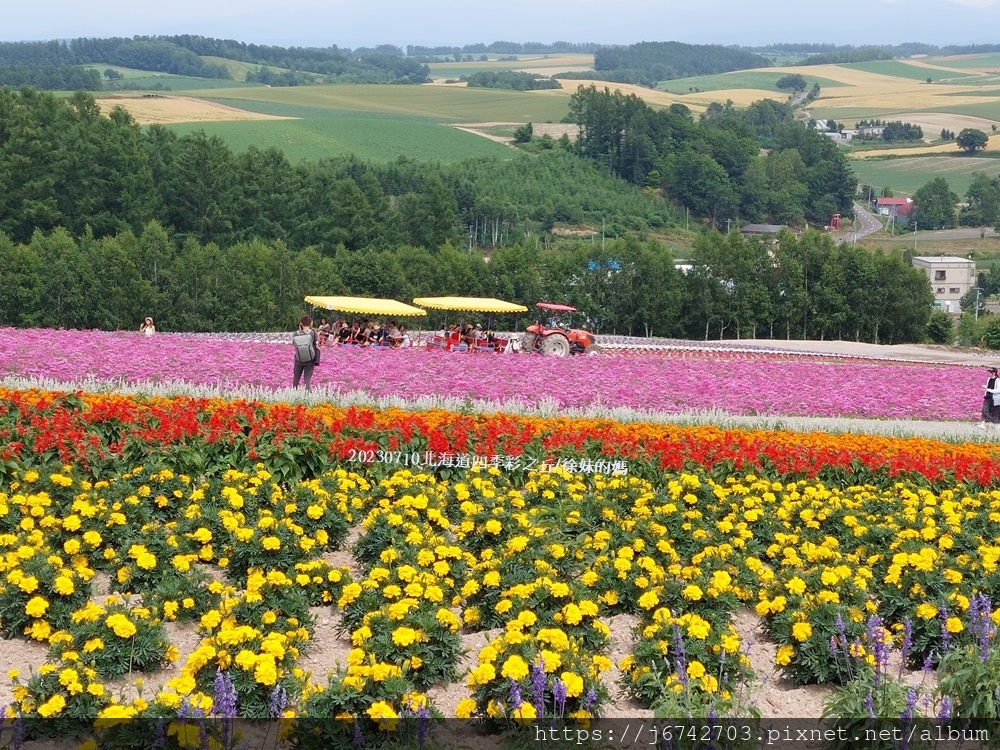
513, 121, 533, 143
566, 84, 855, 225
980, 316, 1000, 349
925, 309, 955, 344
957, 128, 990, 154
795, 48, 893, 66
957, 311, 984, 346
776, 74, 808, 91
462, 71, 560, 90
913, 177, 959, 229
0, 65, 102, 90
594, 42, 771, 86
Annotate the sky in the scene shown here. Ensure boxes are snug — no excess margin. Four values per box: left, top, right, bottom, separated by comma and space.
6, 0, 1000, 49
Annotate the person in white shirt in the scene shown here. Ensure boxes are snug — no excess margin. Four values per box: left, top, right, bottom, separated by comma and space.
139, 317, 155, 336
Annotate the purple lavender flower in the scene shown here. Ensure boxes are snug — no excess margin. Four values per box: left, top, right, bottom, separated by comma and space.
269, 684, 288, 718
938, 696, 952, 720
900, 619, 913, 679
417, 704, 431, 748
553, 678, 568, 719
900, 688, 918, 721
152, 718, 166, 750
531, 661, 546, 717
939, 606, 952, 651
353, 718, 364, 750
865, 614, 890, 687
582, 688, 598, 712
213, 669, 238, 719
865, 690, 875, 720
10, 711, 25, 750
672, 624, 689, 687
508, 679, 523, 710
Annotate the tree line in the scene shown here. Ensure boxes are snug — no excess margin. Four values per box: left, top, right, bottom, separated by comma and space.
0, 65, 102, 90
0, 36, 430, 87
406, 42, 603, 56
0, 88, 673, 251
461, 71, 561, 91
565, 85, 856, 228
591, 42, 771, 86
0, 222, 933, 344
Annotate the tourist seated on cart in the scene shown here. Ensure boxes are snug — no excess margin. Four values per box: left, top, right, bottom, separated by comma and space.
399, 325, 412, 348
387, 323, 403, 347
318, 317, 332, 346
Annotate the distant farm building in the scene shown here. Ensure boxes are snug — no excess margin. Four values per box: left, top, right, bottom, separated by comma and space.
876, 197, 913, 218
911, 256, 976, 313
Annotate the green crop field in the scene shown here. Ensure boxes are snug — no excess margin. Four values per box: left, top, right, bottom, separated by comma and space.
658, 70, 844, 94
201, 56, 289, 82
197, 83, 572, 122
841, 60, 979, 82
427, 54, 593, 79
927, 53, 1000, 70
168, 100, 512, 162
852, 156, 1000, 197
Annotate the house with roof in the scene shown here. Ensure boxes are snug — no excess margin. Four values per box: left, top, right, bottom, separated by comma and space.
911, 256, 976, 313
876, 197, 913, 218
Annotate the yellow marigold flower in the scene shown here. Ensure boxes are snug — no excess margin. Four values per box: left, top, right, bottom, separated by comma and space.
367, 700, 398, 731
25, 596, 49, 618
456, 697, 477, 719
37, 694, 66, 718
83, 638, 105, 653
391, 627, 418, 647
916, 603, 938, 620
560, 670, 584, 698
17, 576, 39, 594
500, 655, 529, 681
946, 617, 964, 634
791, 622, 813, 642
775, 644, 795, 666
682, 585, 703, 601
786, 577, 807, 596
105, 614, 137, 639
687, 660, 706, 680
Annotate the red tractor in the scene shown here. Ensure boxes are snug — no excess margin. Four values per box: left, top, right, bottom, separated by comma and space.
520, 303, 601, 356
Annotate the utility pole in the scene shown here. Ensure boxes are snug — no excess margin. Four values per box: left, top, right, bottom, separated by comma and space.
912, 221, 917, 250
976, 286, 982, 323
726, 218, 732, 233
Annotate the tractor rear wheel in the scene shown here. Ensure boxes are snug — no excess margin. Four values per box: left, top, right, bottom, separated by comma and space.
539, 333, 571, 357
587, 344, 604, 355
520, 332, 537, 352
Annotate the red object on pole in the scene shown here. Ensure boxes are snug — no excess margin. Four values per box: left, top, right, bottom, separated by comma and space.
830, 213, 841, 230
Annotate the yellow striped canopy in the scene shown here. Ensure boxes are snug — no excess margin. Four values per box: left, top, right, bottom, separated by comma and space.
305, 296, 427, 317
412, 296, 528, 313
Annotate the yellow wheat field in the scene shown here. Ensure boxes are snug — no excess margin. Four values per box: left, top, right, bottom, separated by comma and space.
94, 96, 296, 125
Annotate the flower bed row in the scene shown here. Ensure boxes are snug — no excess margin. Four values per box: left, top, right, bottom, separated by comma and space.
3, 457, 1000, 744
0, 327, 988, 420
5, 389, 1000, 488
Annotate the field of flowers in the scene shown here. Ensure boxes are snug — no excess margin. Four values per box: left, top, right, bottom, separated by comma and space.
0, 327, 991, 421
3, 379, 1000, 748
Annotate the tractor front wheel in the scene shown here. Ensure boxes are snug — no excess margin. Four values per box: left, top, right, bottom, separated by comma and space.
520, 332, 537, 352
539, 333, 571, 357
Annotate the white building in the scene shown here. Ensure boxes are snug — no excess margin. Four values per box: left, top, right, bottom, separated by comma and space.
911, 256, 977, 313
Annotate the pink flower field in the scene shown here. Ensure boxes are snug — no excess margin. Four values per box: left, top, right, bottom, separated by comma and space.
0, 327, 988, 421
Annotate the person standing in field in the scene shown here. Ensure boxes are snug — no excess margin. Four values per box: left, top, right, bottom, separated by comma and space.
292, 315, 319, 391
139, 317, 155, 336
981, 367, 1000, 428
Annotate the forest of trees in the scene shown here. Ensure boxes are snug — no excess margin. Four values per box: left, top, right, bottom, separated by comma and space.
0, 222, 933, 344
461, 71, 561, 90
407, 41, 603, 56
591, 42, 770, 86
0, 65, 102, 90
0, 84, 939, 343
565, 85, 856, 227
0, 36, 431, 87
792, 48, 893, 65
0, 88, 675, 249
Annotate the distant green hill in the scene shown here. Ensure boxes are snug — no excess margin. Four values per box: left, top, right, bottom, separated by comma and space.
591, 41, 771, 86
